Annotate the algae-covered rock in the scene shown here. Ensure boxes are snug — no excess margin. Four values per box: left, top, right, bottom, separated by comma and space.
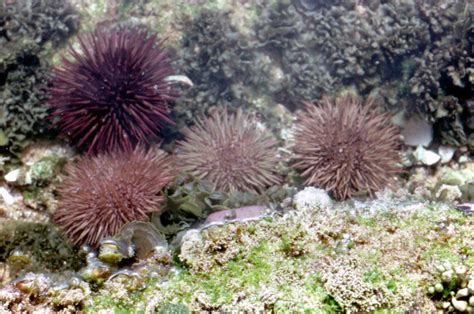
156, 303, 189, 314
0, 221, 83, 277
433, 164, 474, 202
435, 184, 463, 203
0, 272, 90, 312
2, 145, 69, 212
26, 155, 66, 186
4, 154, 67, 187
179, 226, 241, 273
293, 187, 332, 211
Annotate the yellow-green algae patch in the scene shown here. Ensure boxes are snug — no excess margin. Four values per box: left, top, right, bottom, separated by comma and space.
85, 200, 474, 312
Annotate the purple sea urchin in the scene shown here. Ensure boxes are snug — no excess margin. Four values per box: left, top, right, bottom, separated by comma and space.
54, 149, 174, 247
176, 108, 281, 194
292, 94, 401, 200
47, 27, 177, 155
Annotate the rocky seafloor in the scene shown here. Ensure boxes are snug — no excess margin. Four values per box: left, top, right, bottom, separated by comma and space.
1, 150, 474, 313
1, 0, 474, 313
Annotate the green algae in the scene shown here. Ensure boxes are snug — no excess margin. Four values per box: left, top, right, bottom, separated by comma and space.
27, 155, 66, 186
29, 199, 474, 312
172, 241, 273, 304
0, 221, 83, 274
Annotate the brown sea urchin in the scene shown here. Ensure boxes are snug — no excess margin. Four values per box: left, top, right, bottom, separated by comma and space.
176, 108, 281, 194
47, 27, 177, 155
292, 94, 401, 200
54, 149, 174, 247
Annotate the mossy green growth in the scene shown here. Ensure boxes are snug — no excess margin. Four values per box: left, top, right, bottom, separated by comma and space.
85, 200, 474, 312
88, 238, 331, 312
11, 154, 67, 210
155, 303, 189, 314
0, 221, 83, 274
86, 289, 145, 313
25, 155, 67, 186
172, 241, 273, 305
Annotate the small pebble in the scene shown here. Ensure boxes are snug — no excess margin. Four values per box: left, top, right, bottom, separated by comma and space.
456, 266, 468, 277
435, 283, 444, 293
435, 264, 446, 273
442, 270, 454, 283
468, 280, 474, 294
452, 298, 468, 312
457, 288, 470, 298
4, 169, 20, 182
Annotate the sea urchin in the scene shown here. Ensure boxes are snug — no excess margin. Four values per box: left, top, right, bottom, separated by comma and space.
176, 108, 281, 194
47, 27, 177, 154
54, 149, 174, 247
292, 94, 401, 200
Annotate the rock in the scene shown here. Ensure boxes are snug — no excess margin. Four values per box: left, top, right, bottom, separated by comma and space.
293, 187, 332, 211
435, 264, 446, 272
456, 265, 468, 277
442, 270, 454, 283
438, 145, 456, 163
4, 169, 20, 182
178, 229, 203, 268
442, 301, 451, 309
435, 283, 444, 293
443, 262, 453, 271
0, 187, 14, 205
457, 288, 470, 298
469, 295, 474, 306
414, 146, 440, 166
452, 298, 468, 312
25, 155, 66, 185
435, 184, 462, 202
468, 279, 474, 294
440, 170, 472, 186
461, 184, 474, 202
0, 285, 21, 304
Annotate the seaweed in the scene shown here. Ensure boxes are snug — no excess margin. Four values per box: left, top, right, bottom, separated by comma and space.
171, 9, 261, 132
0, 0, 79, 154
253, 0, 472, 148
